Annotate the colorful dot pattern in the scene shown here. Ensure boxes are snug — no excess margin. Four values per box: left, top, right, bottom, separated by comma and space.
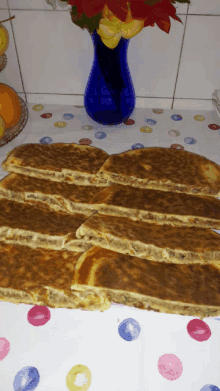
28, 105, 220, 154
4, 308, 217, 389
0, 105, 220, 391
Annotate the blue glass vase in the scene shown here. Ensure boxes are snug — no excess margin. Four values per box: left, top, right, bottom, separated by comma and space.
84, 29, 135, 126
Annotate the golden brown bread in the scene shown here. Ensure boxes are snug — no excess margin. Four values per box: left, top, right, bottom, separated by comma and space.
71, 246, 220, 317
2, 143, 109, 186
0, 173, 105, 215
0, 242, 110, 310
89, 183, 220, 229
0, 199, 92, 252
91, 147, 220, 197
75, 213, 220, 264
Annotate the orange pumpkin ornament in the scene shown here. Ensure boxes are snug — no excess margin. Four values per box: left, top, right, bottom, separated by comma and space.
0, 16, 15, 56
0, 23, 9, 56
0, 83, 22, 129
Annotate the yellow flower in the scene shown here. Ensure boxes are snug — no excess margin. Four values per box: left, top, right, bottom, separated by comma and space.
97, 3, 144, 49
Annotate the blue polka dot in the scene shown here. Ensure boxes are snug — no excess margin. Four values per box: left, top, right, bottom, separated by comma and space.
118, 318, 141, 341
184, 137, 197, 145
146, 119, 157, 125
63, 113, 74, 120
200, 385, 219, 391
171, 114, 183, 121
13, 366, 40, 391
132, 143, 144, 149
94, 132, 107, 139
39, 137, 53, 144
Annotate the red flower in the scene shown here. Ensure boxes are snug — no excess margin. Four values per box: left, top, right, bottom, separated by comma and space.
130, 0, 182, 32
68, 0, 130, 20
68, 0, 106, 18
68, 0, 183, 33
106, 0, 132, 22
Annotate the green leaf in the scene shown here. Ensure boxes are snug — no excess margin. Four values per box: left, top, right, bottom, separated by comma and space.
70, 6, 102, 34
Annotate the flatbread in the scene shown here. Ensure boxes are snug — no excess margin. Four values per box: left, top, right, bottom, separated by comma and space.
91, 147, 220, 197
76, 213, 220, 264
71, 246, 220, 318
0, 199, 91, 252
89, 183, 220, 229
0, 173, 106, 215
0, 242, 110, 311
2, 143, 109, 186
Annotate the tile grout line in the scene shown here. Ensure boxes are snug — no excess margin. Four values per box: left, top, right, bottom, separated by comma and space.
171, 3, 190, 110
6, 0, 28, 104
15, 93, 212, 101
1, 8, 220, 15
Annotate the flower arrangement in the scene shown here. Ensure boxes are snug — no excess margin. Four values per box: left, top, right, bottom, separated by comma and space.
58, 0, 190, 48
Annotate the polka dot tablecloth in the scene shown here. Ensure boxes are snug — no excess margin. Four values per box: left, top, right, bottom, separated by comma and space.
0, 104, 220, 391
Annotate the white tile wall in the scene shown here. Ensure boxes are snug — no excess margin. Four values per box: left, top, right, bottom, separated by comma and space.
0, 0, 7, 9
0, 0, 220, 110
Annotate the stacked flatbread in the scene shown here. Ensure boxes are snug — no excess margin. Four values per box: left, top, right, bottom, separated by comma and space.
0, 242, 110, 311
0, 173, 102, 215
72, 147, 220, 317
0, 198, 92, 252
91, 147, 220, 197
2, 144, 220, 317
88, 183, 220, 229
2, 142, 109, 186
76, 148, 220, 264
0, 142, 110, 253
0, 142, 111, 311
71, 246, 220, 318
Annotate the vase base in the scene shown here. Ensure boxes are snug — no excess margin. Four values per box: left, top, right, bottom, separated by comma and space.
87, 110, 130, 126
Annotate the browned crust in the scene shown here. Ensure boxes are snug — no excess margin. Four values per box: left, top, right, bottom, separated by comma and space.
0, 173, 105, 214
0, 242, 110, 311
75, 213, 220, 263
2, 143, 109, 186
0, 199, 91, 252
92, 147, 220, 197
89, 184, 220, 229
71, 246, 220, 317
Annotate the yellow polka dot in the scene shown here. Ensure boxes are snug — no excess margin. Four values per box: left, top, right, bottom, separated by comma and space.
54, 122, 67, 128
32, 105, 44, 111
194, 115, 205, 121
66, 365, 91, 391
140, 126, 153, 133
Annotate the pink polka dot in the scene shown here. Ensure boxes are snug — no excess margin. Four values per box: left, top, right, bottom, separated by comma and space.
27, 305, 51, 327
187, 319, 211, 342
158, 354, 183, 381
0, 338, 10, 361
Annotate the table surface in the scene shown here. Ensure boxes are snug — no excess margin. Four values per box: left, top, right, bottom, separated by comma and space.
1, 104, 220, 391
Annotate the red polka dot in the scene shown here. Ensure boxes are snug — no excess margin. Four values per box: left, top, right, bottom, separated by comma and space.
170, 144, 184, 150
27, 305, 51, 327
79, 138, 92, 145
187, 319, 211, 342
124, 119, 135, 125
208, 124, 220, 130
41, 113, 52, 119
